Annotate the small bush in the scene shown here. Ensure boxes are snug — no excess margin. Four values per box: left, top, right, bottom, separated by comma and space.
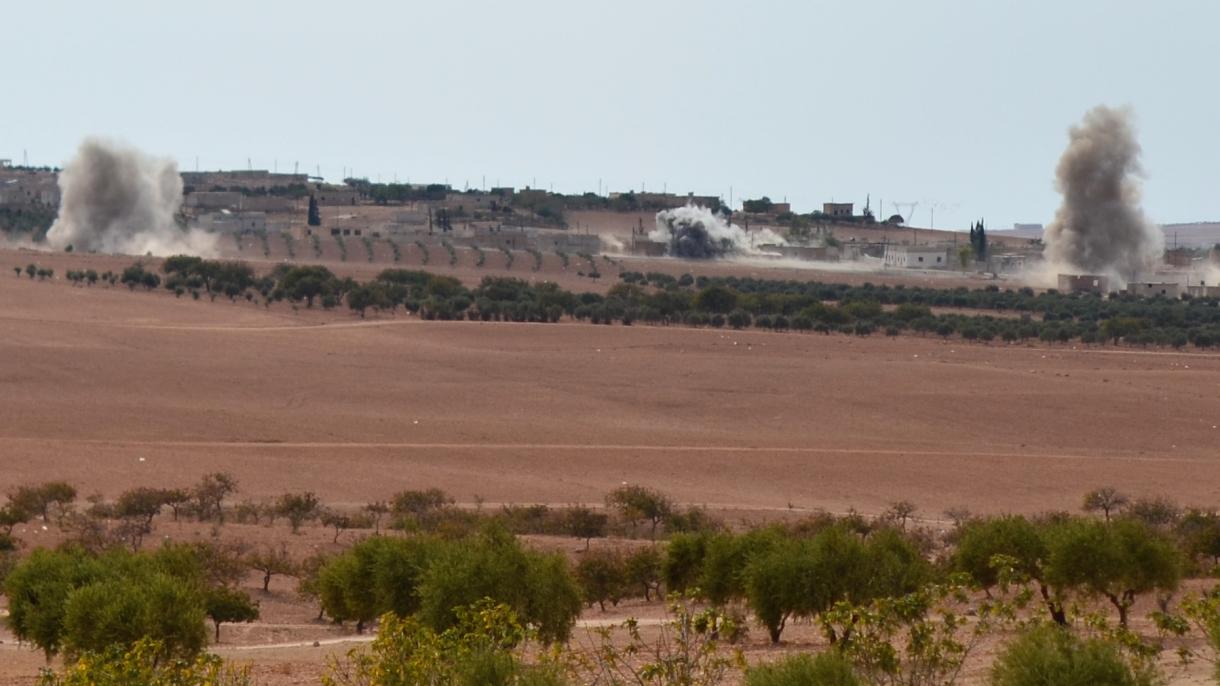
990, 625, 1158, 686
745, 653, 862, 686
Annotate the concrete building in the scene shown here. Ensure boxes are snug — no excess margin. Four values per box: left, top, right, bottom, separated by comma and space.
1057, 274, 1109, 294
241, 196, 297, 212
1126, 281, 1183, 298
823, 202, 854, 217
759, 244, 838, 261
629, 237, 668, 257
0, 173, 60, 207
883, 244, 949, 269
0, 181, 20, 206
515, 188, 549, 204
184, 191, 243, 210
194, 211, 267, 234
181, 170, 308, 191
314, 188, 359, 206
1165, 248, 1194, 268
1187, 283, 1220, 298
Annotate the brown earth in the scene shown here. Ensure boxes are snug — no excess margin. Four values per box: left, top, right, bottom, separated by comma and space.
2, 248, 1218, 683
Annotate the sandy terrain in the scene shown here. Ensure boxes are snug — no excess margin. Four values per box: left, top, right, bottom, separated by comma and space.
3, 256, 1217, 514
2, 248, 1219, 683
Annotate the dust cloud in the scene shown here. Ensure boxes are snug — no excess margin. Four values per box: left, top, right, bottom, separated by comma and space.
1042, 106, 1162, 279
650, 205, 786, 258
44, 138, 217, 256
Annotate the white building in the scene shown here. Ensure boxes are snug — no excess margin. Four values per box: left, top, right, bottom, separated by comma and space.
883, 245, 949, 269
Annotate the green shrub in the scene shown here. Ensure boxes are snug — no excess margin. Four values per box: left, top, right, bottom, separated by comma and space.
417, 528, 581, 644
745, 653, 862, 686
575, 549, 625, 611
990, 625, 1158, 686
5, 547, 210, 661
322, 601, 566, 686
35, 638, 252, 686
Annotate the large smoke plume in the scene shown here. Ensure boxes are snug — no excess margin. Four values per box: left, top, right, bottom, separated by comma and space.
45, 138, 216, 256
650, 205, 786, 258
1042, 106, 1162, 278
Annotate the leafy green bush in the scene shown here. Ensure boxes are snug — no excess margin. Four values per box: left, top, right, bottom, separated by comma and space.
990, 625, 1158, 686
745, 653, 862, 686
575, 549, 625, 611
324, 601, 566, 686
5, 547, 212, 660
417, 528, 581, 644
36, 639, 252, 686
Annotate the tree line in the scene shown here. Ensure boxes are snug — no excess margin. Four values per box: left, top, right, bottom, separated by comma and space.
10, 477, 1220, 684
27, 254, 1220, 349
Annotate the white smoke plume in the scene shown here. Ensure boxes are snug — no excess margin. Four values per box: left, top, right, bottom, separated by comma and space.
44, 138, 217, 256
1042, 106, 1163, 280
650, 205, 787, 258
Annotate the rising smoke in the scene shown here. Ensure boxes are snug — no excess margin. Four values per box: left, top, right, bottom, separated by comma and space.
1042, 106, 1163, 278
44, 138, 216, 256
650, 205, 786, 258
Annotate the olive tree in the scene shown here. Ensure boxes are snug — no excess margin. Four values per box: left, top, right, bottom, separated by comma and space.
575, 549, 626, 611
8, 481, 77, 523
203, 586, 259, 643
1082, 487, 1130, 522
275, 491, 321, 534
416, 527, 582, 644
245, 543, 297, 593
953, 515, 1062, 623
566, 505, 608, 550
1044, 518, 1182, 626
606, 485, 674, 539
623, 545, 664, 602
192, 473, 238, 523
5, 547, 209, 660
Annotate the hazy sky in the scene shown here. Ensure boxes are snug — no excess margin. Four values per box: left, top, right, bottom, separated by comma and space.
4, 0, 1217, 229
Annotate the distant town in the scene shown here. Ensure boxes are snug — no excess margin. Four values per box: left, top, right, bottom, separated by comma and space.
3, 160, 1219, 295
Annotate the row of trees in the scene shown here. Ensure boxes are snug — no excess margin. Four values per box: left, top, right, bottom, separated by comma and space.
39, 253, 1219, 348
12, 481, 1220, 684
31, 595, 1187, 686
312, 527, 581, 640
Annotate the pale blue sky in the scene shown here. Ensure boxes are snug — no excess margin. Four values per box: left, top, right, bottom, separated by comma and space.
4, 0, 1217, 229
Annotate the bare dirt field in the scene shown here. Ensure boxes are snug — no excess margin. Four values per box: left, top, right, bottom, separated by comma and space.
2, 248, 1219, 683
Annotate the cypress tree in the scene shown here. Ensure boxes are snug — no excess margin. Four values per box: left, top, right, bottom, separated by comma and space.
307, 195, 321, 226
